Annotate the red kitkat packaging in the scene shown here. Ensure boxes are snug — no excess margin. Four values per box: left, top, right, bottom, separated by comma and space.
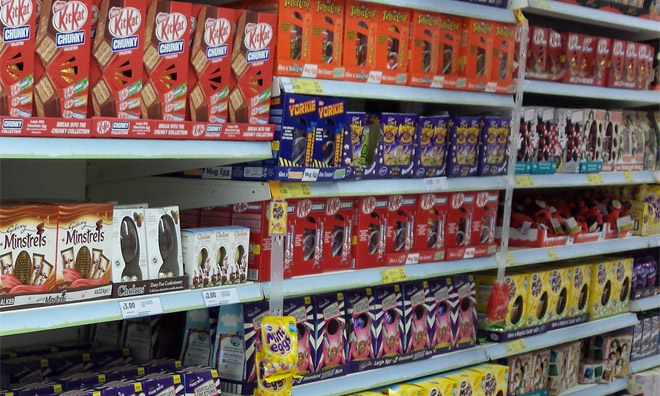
608, 40, 637, 89
229, 10, 276, 123
352, 196, 389, 269
185, 4, 202, 121
527, 26, 547, 74
491, 23, 515, 81
445, 191, 475, 261
142, 0, 191, 121
471, 191, 498, 257
459, 18, 494, 79
546, 28, 562, 76
593, 36, 611, 86
343, 1, 409, 85
91, 0, 146, 119
414, 193, 448, 263
87, 0, 101, 118
189, 5, 236, 123
385, 194, 417, 266
271, 0, 345, 79
285, 198, 326, 278
34, 0, 92, 118
561, 32, 583, 83
636, 44, 654, 90
0, 0, 36, 117
581, 35, 596, 79
321, 197, 354, 273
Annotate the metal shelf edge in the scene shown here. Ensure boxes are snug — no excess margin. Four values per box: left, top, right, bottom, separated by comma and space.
629, 295, 660, 312
558, 378, 628, 396
630, 355, 660, 373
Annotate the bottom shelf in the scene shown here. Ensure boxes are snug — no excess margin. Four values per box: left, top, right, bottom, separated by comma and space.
559, 378, 628, 396
631, 355, 660, 373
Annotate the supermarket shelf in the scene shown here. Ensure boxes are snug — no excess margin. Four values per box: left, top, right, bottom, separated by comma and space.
278, 176, 507, 198
515, 171, 658, 189
507, 236, 658, 268
486, 313, 639, 359
510, 0, 660, 41
629, 295, 660, 312
291, 346, 490, 396
524, 80, 660, 107
630, 355, 660, 373
558, 378, 628, 396
0, 283, 263, 337
364, 0, 516, 23
278, 77, 515, 108
262, 256, 498, 298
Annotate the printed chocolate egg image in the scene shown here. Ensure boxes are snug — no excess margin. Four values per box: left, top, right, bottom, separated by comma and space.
159, 215, 175, 260
120, 217, 138, 263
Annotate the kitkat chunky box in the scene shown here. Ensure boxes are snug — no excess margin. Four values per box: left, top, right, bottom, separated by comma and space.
229, 10, 276, 124
142, 0, 191, 121
34, 0, 92, 118
91, 0, 146, 119
0, 0, 36, 117
384, 194, 417, 266
321, 197, 353, 273
414, 193, 447, 263
409, 11, 461, 88
189, 5, 236, 123
342, 1, 409, 85
470, 191, 498, 257
352, 196, 389, 270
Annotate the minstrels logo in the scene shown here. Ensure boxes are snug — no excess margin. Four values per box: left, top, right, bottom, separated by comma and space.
204, 17, 230, 60
244, 22, 272, 63
317, 1, 340, 14
288, 99, 316, 117
108, 6, 140, 52
155, 11, 186, 56
382, 10, 406, 23
52, 0, 88, 47
1, 0, 32, 42
284, 0, 310, 9
417, 14, 438, 27
349, 5, 375, 19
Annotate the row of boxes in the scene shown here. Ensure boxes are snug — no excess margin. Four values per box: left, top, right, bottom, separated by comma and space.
181, 191, 499, 282
215, 276, 477, 394
525, 26, 656, 90
557, 0, 660, 19
581, 330, 634, 384
632, 310, 660, 361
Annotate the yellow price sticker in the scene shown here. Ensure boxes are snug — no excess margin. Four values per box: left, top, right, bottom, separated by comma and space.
535, 0, 551, 11
381, 267, 408, 284
587, 173, 604, 185
515, 176, 534, 188
505, 338, 527, 355
270, 182, 312, 200
624, 171, 634, 183
290, 78, 324, 95
547, 248, 559, 261
506, 252, 516, 266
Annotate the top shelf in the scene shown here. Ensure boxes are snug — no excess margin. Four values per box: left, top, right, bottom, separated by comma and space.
510, 0, 660, 41
362, 0, 516, 23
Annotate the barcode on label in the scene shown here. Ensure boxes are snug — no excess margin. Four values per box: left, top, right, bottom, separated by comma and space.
155, 386, 176, 396
458, 283, 471, 299
323, 302, 340, 319
253, 311, 268, 329
194, 380, 218, 396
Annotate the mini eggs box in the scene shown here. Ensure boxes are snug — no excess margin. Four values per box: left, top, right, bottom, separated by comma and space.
477, 117, 510, 176
344, 288, 377, 362
412, 116, 449, 178
447, 116, 480, 178
313, 292, 347, 372
402, 280, 434, 353
360, 113, 418, 179
426, 277, 453, 354
282, 296, 315, 375
372, 284, 405, 358
451, 275, 477, 350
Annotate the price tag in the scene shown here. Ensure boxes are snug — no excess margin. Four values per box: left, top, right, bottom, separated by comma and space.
301, 168, 320, 182
506, 252, 516, 266
587, 173, 604, 185
381, 267, 408, 284
277, 182, 312, 199
616, 216, 633, 232
290, 78, 324, 95
202, 288, 240, 307
624, 171, 635, 183
463, 247, 476, 259
547, 248, 559, 261
515, 176, 534, 188
423, 177, 449, 192
119, 297, 163, 319
505, 338, 527, 355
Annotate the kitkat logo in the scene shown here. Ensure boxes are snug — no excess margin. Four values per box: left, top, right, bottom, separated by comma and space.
420, 194, 435, 211
52, 0, 88, 32
244, 22, 272, 63
156, 11, 186, 56
108, 7, 140, 38
451, 193, 464, 209
326, 197, 340, 216
1, 0, 33, 27
204, 17, 230, 60
475, 192, 488, 207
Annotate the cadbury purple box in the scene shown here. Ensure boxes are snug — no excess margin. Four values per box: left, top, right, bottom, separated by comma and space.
402, 280, 434, 354
348, 112, 368, 168
451, 275, 477, 350
427, 277, 454, 355
283, 297, 315, 375
312, 292, 347, 372
1, 356, 48, 387
143, 359, 182, 374
96, 380, 141, 396
3, 382, 62, 396
177, 366, 221, 396
361, 113, 418, 179
373, 284, 405, 359
139, 373, 183, 396
447, 116, 481, 177
344, 288, 377, 363
478, 117, 511, 176
413, 116, 449, 178
104, 365, 146, 382
55, 372, 107, 391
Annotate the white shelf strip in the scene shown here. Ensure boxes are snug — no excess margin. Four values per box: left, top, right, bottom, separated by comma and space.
524, 80, 660, 107
515, 172, 658, 189
364, 0, 516, 23
558, 378, 628, 396
291, 346, 490, 396
630, 355, 660, 373
0, 283, 263, 336
486, 313, 639, 359
629, 295, 660, 312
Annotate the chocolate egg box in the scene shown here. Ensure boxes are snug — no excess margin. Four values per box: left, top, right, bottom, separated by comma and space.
360, 113, 418, 179
427, 277, 453, 354
477, 117, 510, 176
413, 193, 448, 263
144, 206, 183, 281
344, 287, 377, 362
402, 280, 434, 354
283, 296, 315, 375
313, 291, 347, 371
451, 275, 477, 350
372, 284, 405, 359
476, 272, 529, 332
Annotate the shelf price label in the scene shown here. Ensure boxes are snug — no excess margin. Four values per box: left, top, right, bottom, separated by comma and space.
290, 78, 324, 95
546, 248, 560, 261
381, 267, 407, 284
587, 174, 604, 185
119, 297, 163, 319
423, 177, 449, 192
624, 171, 635, 183
202, 288, 240, 307
515, 176, 534, 188
278, 182, 312, 199
506, 252, 516, 266
505, 338, 527, 355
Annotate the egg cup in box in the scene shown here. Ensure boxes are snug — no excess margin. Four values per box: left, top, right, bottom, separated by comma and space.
344, 288, 377, 363
360, 113, 418, 179
414, 193, 448, 263
282, 296, 315, 376
471, 363, 509, 396
476, 273, 529, 333
427, 277, 453, 354
373, 284, 405, 359
451, 275, 477, 350
402, 280, 434, 354
412, 116, 449, 178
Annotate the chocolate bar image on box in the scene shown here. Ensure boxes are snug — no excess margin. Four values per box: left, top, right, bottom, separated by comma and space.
141, 81, 162, 120
34, 76, 60, 117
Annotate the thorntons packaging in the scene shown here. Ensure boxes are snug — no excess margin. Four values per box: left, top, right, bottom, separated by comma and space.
91, 0, 147, 118
142, 0, 191, 121
189, 5, 236, 123
34, 0, 92, 118
229, 10, 276, 124
0, 0, 36, 117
